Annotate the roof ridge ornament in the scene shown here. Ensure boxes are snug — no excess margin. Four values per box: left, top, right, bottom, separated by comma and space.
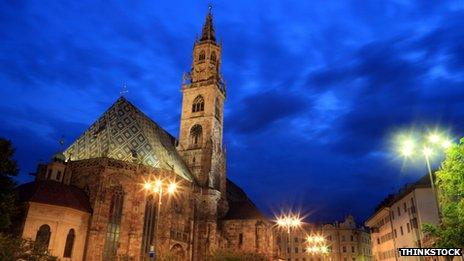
119, 84, 129, 96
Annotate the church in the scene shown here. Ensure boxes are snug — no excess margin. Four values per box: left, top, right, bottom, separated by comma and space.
16, 8, 275, 261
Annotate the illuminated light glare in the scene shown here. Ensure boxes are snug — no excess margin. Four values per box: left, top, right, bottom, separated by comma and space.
320, 245, 329, 253
428, 133, 441, 144
441, 140, 452, 149
423, 147, 433, 157
399, 139, 415, 157
154, 179, 162, 189
167, 182, 177, 194
144, 182, 152, 190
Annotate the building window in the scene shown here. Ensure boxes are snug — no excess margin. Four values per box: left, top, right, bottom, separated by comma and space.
411, 218, 418, 229
57, 171, 62, 181
199, 50, 205, 61
63, 229, 75, 258
295, 237, 298, 243
392, 210, 395, 220
377, 238, 380, 245
350, 235, 354, 241
295, 247, 299, 253
103, 186, 124, 260
404, 202, 407, 212
190, 124, 203, 147
35, 224, 51, 248
239, 233, 243, 246
400, 226, 404, 236
341, 235, 346, 241
343, 246, 347, 252
192, 95, 205, 112
407, 223, 410, 233
141, 195, 156, 258
351, 246, 355, 253
211, 51, 217, 62
397, 206, 401, 216
394, 229, 397, 238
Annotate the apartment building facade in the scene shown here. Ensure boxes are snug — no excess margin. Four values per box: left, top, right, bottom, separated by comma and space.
365, 175, 440, 261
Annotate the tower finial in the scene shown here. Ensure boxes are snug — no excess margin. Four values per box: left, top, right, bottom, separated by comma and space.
199, 5, 216, 42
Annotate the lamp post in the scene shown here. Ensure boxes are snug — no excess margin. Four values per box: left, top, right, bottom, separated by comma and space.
143, 179, 178, 260
397, 131, 453, 216
305, 234, 330, 260
276, 213, 302, 260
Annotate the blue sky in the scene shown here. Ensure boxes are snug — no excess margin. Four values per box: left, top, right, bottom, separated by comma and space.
1, 0, 464, 223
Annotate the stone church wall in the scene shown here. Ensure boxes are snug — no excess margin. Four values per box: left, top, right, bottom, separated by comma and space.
221, 219, 275, 259
67, 158, 195, 261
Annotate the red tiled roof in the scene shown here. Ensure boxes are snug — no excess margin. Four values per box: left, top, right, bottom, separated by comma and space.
16, 181, 92, 213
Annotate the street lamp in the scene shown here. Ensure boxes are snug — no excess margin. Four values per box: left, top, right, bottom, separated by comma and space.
143, 179, 179, 260
275, 214, 302, 234
275, 213, 302, 260
305, 234, 330, 256
397, 131, 453, 215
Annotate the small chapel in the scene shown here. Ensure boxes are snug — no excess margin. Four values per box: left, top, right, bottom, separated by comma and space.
15, 8, 275, 261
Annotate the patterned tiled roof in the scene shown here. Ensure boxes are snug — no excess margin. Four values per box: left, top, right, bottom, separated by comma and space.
17, 181, 92, 213
64, 97, 193, 181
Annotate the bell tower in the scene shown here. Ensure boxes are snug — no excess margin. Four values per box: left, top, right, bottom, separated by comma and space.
178, 6, 226, 193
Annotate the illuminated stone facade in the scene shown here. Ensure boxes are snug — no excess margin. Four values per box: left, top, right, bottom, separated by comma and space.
16, 8, 275, 261
276, 216, 372, 261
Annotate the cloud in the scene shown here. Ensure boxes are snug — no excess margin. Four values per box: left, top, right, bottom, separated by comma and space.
1, 0, 464, 223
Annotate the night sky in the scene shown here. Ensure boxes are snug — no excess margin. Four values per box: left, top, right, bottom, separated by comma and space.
1, 0, 464, 223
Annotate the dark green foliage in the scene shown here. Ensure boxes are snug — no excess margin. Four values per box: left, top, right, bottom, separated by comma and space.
0, 138, 19, 231
0, 233, 57, 261
422, 138, 464, 248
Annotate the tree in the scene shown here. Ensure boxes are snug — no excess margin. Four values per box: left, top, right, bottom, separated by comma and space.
423, 138, 464, 248
0, 233, 57, 261
0, 138, 19, 231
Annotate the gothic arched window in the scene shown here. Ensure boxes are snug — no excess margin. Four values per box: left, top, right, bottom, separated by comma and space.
35, 224, 51, 248
211, 51, 217, 62
103, 186, 124, 260
63, 229, 75, 258
199, 50, 205, 61
141, 195, 157, 259
192, 95, 204, 113
190, 124, 203, 147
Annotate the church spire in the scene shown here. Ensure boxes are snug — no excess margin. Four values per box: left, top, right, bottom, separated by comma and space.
199, 5, 216, 42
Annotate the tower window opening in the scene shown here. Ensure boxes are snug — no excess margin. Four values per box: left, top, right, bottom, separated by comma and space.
211, 51, 217, 62
190, 124, 203, 147
199, 50, 205, 61
192, 95, 204, 112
